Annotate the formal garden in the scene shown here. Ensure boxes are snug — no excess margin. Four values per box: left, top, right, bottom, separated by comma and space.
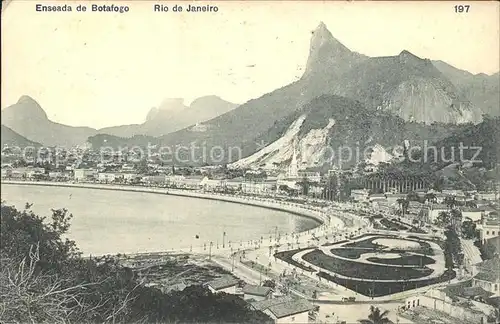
275, 233, 456, 297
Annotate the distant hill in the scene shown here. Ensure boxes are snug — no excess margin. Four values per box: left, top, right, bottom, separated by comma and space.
429, 115, 500, 169
98, 96, 238, 137
12, 22, 495, 158
432, 60, 500, 117
89, 22, 483, 162
1, 96, 97, 147
230, 94, 466, 170
330, 51, 482, 124
1, 124, 42, 148
2, 95, 237, 147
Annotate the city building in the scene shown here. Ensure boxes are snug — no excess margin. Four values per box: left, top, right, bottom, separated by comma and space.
404, 288, 490, 323
350, 189, 369, 202
205, 276, 239, 294
483, 236, 500, 259
74, 168, 97, 181
297, 170, 321, 183
477, 191, 499, 201
200, 176, 225, 191
469, 200, 492, 209
427, 204, 449, 223
477, 215, 500, 244
1, 166, 13, 178
433, 192, 448, 204
461, 207, 484, 222
121, 164, 135, 171
98, 172, 122, 183
240, 181, 276, 194
369, 193, 387, 202
48, 171, 70, 180
385, 193, 408, 205
250, 296, 314, 324
242, 285, 273, 301
472, 256, 500, 296
142, 175, 167, 185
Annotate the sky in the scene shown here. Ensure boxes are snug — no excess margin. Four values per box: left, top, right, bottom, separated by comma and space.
2, 0, 499, 129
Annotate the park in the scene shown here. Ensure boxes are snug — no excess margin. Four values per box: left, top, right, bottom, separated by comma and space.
275, 233, 456, 297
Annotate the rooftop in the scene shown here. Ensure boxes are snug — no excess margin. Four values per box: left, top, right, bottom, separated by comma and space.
460, 207, 483, 212
462, 286, 495, 298
475, 256, 500, 282
242, 285, 272, 297
206, 276, 239, 290
268, 298, 314, 318
431, 204, 449, 210
251, 296, 294, 311
251, 296, 313, 318
386, 194, 407, 198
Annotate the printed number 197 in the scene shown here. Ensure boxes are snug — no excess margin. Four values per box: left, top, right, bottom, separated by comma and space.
455, 5, 470, 13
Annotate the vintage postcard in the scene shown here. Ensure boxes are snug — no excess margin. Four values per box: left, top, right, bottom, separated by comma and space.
1, 0, 499, 323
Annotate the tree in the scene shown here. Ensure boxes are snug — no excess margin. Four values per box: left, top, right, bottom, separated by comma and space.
424, 193, 436, 203
297, 176, 311, 196
397, 198, 410, 216
444, 226, 462, 269
450, 209, 463, 230
488, 306, 500, 324
0, 202, 273, 323
262, 280, 276, 289
360, 306, 391, 324
444, 196, 457, 209
461, 219, 477, 239
437, 211, 451, 227
396, 198, 405, 215
432, 177, 445, 192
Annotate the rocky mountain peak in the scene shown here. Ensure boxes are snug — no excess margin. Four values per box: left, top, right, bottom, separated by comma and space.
398, 50, 426, 65
303, 22, 361, 79
145, 98, 187, 121
7, 95, 48, 120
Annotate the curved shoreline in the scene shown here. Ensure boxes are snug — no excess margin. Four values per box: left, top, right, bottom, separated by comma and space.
1, 180, 339, 231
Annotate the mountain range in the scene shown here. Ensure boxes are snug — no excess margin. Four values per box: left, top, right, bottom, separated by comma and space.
98, 96, 238, 138
2, 22, 498, 169
432, 60, 499, 118
1, 95, 237, 147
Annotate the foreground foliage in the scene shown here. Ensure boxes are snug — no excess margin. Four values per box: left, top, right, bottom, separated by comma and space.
0, 202, 272, 323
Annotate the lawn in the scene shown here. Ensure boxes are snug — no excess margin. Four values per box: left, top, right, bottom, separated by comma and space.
330, 248, 374, 259
342, 236, 435, 256
366, 254, 436, 266
342, 237, 389, 249
379, 218, 408, 231
302, 250, 433, 280
317, 269, 456, 297
274, 248, 316, 272
321, 239, 350, 247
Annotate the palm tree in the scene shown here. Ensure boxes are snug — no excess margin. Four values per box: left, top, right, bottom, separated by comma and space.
396, 198, 406, 215
361, 306, 391, 324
